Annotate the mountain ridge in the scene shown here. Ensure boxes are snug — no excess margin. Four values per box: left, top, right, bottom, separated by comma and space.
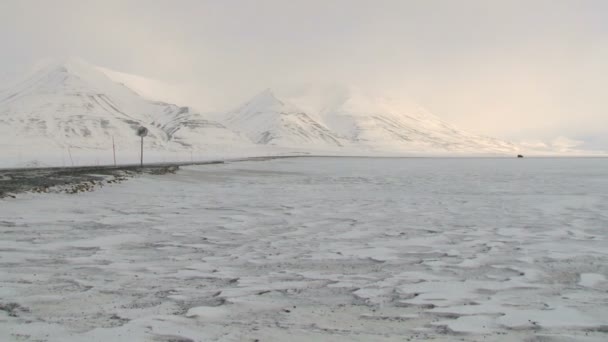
0, 58, 539, 167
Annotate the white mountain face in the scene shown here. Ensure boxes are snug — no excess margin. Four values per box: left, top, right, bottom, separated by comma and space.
316, 89, 518, 153
0, 58, 246, 156
224, 89, 344, 147
218, 87, 518, 154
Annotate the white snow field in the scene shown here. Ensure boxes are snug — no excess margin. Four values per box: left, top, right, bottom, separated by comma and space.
1, 157, 607, 341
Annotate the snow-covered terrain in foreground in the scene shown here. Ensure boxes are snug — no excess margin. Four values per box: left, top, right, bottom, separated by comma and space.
1, 158, 607, 341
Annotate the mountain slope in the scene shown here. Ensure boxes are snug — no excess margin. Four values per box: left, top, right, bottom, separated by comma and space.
224, 89, 343, 147
318, 90, 517, 153
0, 58, 245, 154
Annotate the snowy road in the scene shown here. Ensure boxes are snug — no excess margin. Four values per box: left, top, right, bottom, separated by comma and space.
1, 157, 607, 341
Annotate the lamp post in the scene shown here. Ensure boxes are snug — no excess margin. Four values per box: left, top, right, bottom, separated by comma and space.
136, 126, 148, 168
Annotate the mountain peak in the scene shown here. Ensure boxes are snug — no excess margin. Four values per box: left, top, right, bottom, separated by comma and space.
249, 88, 283, 107
226, 89, 343, 147
258, 88, 275, 97
27, 56, 96, 76
50, 57, 103, 79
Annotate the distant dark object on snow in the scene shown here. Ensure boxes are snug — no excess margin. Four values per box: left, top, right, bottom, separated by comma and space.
517, 154, 524, 158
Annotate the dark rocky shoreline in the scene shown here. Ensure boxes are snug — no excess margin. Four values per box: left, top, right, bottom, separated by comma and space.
1, 164, 188, 198
0, 155, 315, 199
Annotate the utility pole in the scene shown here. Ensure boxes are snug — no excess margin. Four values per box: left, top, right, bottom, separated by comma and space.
136, 127, 148, 168
112, 136, 116, 167
67, 147, 74, 166
140, 136, 143, 167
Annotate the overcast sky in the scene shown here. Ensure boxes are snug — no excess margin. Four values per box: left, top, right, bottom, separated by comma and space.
1, 0, 607, 148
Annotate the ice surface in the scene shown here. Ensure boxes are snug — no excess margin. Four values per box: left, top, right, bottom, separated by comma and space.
1, 157, 607, 341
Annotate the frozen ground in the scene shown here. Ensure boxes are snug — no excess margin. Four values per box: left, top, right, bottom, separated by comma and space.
1, 157, 607, 341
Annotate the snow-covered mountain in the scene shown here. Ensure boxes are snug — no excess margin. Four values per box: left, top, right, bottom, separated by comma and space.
0, 58, 246, 156
0, 58, 528, 167
224, 89, 343, 147
218, 88, 517, 154
317, 90, 517, 153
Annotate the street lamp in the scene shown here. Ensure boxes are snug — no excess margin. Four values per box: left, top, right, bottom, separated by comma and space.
136, 126, 148, 168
